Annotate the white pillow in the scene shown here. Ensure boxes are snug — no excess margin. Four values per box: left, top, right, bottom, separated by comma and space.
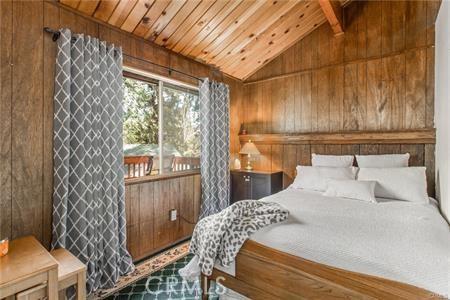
291, 166, 358, 192
312, 154, 354, 167
357, 167, 428, 203
355, 153, 410, 168
323, 179, 377, 203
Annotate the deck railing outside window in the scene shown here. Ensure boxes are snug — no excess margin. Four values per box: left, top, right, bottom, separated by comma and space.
124, 155, 200, 179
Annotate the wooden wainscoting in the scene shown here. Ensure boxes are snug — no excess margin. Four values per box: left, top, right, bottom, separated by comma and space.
125, 172, 201, 261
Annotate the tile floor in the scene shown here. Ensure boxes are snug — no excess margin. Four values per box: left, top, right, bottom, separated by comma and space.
105, 254, 220, 300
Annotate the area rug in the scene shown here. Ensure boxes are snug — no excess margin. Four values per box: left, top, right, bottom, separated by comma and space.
104, 254, 208, 300
101, 254, 248, 300
91, 241, 190, 299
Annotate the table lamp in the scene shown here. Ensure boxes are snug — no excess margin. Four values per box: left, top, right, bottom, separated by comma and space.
239, 140, 260, 170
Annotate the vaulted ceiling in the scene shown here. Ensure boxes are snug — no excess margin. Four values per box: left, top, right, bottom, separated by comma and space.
59, 0, 347, 80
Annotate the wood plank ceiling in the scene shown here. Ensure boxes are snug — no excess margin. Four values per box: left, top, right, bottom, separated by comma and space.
59, 0, 345, 80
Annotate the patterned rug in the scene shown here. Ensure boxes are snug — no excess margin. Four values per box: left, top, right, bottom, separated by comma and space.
92, 241, 190, 299
92, 241, 248, 300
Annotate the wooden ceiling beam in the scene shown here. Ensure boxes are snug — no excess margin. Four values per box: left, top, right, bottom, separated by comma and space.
318, 0, 344, 35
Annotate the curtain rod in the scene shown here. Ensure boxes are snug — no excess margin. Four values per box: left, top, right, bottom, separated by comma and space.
43, 27, 205, 82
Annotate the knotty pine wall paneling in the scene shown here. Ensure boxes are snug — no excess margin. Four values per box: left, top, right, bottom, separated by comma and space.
244, 142, 434, 195
0, 0, 242, 248
0, 0, 13, 251
125, 174, 201, 261
241, 0, 440, 194
225, 75, 245, 162
11, 0, 45, 247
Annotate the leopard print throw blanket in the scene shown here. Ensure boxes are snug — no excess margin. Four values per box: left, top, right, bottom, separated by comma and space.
179, 200, 289, 280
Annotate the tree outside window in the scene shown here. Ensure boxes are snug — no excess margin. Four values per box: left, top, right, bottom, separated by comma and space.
123, 75, 200, 178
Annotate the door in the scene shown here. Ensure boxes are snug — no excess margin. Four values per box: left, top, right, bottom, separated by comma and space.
232, 173, 251, 203
250, 174, 270, 200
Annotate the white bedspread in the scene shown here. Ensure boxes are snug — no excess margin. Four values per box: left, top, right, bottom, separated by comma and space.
244, 189, 450, 297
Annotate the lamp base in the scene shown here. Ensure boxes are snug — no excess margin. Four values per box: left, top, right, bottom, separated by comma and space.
245, 157, 253, 170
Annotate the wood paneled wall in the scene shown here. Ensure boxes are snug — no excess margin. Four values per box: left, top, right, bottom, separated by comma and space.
225, 76, 245, 161
0, 0, 240, 249
238, 1, 440, 194
125, 174, 200, 261
247, 142, 435, 196
244, 0, 439, 133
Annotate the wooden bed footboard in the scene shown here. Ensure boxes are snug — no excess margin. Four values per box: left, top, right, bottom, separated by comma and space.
206, 240, 440, 300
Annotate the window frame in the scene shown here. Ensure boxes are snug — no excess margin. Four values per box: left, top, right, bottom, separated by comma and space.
124, 66, 199, 92
123, 66, 200, 181
123, 70, 159, 86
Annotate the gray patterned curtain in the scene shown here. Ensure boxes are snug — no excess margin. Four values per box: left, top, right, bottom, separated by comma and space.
199, 79, 230, 218
52, 29, 134, 294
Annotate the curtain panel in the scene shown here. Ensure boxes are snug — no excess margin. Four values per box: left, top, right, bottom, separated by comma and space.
52, 29, 134, 294
199, 79, 230, 218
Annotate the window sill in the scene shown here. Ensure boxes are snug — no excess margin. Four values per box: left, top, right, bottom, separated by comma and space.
124, 169, 200, 185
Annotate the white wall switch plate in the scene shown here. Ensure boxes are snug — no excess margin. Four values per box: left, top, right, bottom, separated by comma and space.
170, 209, 177, 221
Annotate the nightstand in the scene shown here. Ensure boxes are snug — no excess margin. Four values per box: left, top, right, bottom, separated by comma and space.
0, 236, 59, 300
230, 170, 283, 203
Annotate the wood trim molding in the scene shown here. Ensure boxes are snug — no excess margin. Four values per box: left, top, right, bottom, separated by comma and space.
239, 129, 436, 145
318, 0, 344, 35
125, 169, 200, 186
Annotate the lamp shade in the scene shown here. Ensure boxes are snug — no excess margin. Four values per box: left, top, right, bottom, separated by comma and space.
239, 141, 260, 155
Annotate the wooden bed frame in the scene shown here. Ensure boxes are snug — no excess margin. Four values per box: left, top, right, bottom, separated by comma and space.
202, 129, 440, 299
203, 240, 440, 299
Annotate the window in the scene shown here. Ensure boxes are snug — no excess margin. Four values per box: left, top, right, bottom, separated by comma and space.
163, 83, 200, 173
123, 70, 200, 179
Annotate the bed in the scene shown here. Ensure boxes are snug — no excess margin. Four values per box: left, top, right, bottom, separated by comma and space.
203, 188, 450, 299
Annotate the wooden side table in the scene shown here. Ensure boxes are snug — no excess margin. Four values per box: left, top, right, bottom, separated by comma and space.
51, 248, 87, 300
0, 236, 59, 299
